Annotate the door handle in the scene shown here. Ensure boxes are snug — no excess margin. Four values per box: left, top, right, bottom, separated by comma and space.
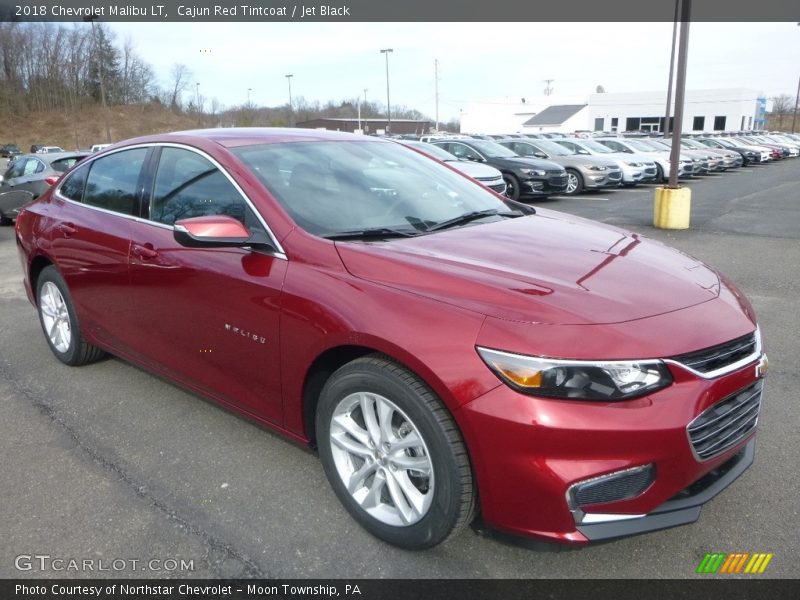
132, 243, 158, 260
58, 222, 77, 236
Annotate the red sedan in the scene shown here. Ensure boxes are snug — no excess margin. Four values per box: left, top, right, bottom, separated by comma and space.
15, 128, 767, 549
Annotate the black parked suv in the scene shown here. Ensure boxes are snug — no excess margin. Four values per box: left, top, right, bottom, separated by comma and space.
430, 138, 567, 200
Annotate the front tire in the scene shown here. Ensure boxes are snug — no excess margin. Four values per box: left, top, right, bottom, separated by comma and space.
565, 169, 583, 195
502, 173, 521, 201
316, 355, 476, 549
36, 266, 106, 366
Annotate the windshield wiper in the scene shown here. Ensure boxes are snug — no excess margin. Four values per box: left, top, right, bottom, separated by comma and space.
425, 209, 522, 232
323, 227, 421, 241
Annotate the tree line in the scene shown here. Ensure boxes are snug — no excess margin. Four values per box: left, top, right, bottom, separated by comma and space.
0, 22, 455, 132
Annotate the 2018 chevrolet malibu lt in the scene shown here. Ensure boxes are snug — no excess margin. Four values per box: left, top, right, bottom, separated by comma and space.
15, 128, 767, 549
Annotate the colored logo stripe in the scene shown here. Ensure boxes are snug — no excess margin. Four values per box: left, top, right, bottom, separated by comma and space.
697, 553, 773, 574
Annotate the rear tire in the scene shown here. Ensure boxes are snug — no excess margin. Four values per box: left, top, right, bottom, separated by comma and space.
36, 266, 106, 366
316, 355, 476, 549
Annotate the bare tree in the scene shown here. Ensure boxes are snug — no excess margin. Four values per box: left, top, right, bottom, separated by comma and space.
770, 94, 793, 129
168, 63, 192, 112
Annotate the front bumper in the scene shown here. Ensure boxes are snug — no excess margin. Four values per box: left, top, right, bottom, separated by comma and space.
576, 440, 754, 541
521, 172, 568, 196
579, 168, 623, 189
455, 355, 764, 544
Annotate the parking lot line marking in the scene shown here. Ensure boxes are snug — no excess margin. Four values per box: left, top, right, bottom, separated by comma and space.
567, 196, 610, 201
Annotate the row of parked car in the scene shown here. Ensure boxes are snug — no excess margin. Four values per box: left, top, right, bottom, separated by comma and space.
402, 131, 800, 200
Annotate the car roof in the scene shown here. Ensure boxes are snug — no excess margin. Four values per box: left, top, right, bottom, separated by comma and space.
116, 127, 385, 149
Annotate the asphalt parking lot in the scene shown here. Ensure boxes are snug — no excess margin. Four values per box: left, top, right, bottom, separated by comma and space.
0, 159, 798, 579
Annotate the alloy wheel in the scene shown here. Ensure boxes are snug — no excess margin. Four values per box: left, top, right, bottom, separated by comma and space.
39, 281, 72, 353
329, 391, 434, 527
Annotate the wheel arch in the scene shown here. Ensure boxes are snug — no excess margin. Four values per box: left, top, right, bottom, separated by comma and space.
29, 254, 55, 305
300, 341, 457, 450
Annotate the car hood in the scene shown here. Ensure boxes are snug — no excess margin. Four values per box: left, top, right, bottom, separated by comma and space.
445, 160, 503, 179
336, 209, 721, 325
488, 156, 565, 171
544, 155, 619, 169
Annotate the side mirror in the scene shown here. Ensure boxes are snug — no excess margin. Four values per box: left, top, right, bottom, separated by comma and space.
534, 152, 547, 159
174, 215, 254, 248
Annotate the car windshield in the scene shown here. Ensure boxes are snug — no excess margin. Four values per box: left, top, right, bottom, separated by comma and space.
576, 140, 614, 154
402, 141, 458, 161
531, 140, 572, 156
466, 140, 519, 158
233, 140, 511, 238
681, 140, 704, 149
627, 140, 657, 152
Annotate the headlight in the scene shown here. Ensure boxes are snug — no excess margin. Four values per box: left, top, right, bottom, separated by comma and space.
477, 347, 673, 401
584, 165, 608, 171
623, 161, 644, 167
519, 168, 547, 177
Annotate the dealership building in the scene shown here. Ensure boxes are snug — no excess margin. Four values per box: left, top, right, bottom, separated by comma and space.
460, 88, 767, 135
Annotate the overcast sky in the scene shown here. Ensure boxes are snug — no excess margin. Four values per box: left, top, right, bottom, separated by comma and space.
108, 22, 800, 121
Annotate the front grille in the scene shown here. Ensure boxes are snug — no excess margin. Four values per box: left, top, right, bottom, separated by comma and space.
546, 170, 565, 176
475, 175, 498, 182
671, 332, 757, 375
488, 183, 506, 193
687, 381, 762, 460
608, 170, 622, 180
547, 176, 567, 188
645, 167, 657, 176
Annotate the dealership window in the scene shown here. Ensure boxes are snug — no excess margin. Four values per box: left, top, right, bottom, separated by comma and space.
741, 116, 746, 130
83, 148, 148, 216
692, 116, 705, 131
640, 117, 661, 132
594, 117, 604, 131
748, 116, 753, 129
625, 117, 641, 131
714, 116, 726, 131
611, 118, 618, 131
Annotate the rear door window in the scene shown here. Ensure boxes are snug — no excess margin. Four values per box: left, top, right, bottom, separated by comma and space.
83, 148, 148, 216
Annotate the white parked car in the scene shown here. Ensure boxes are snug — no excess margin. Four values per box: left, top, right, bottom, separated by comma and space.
399, 140, 507, 196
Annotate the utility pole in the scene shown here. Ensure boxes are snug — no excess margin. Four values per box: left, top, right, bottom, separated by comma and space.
380, 48, 393, 134
792, 74, 799, 134
663, 0, 680, 137
285, 74, 294, 126
434, 58, 440, 132
654, 0, 692, 230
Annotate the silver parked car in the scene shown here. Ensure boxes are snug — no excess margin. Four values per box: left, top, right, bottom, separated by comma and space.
497, 138, 622, 195
399, 140, 507, 196
0, 151, 88, 223
553, 138, 658, 185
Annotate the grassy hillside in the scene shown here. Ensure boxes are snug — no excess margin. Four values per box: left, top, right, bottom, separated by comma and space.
0, 104, 210, 152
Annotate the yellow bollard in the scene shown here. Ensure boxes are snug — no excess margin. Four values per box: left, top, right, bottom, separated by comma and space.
653, 186, 691, 229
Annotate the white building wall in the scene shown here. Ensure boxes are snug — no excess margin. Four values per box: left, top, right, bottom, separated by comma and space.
461, 89, 763, 134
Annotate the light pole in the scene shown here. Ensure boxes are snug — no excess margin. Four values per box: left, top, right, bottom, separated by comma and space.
792, 74, 799, 134
285, 74, 294, 126
380, 48, 393, 134
195, 82, 200, 110
247, 88, 252, 106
